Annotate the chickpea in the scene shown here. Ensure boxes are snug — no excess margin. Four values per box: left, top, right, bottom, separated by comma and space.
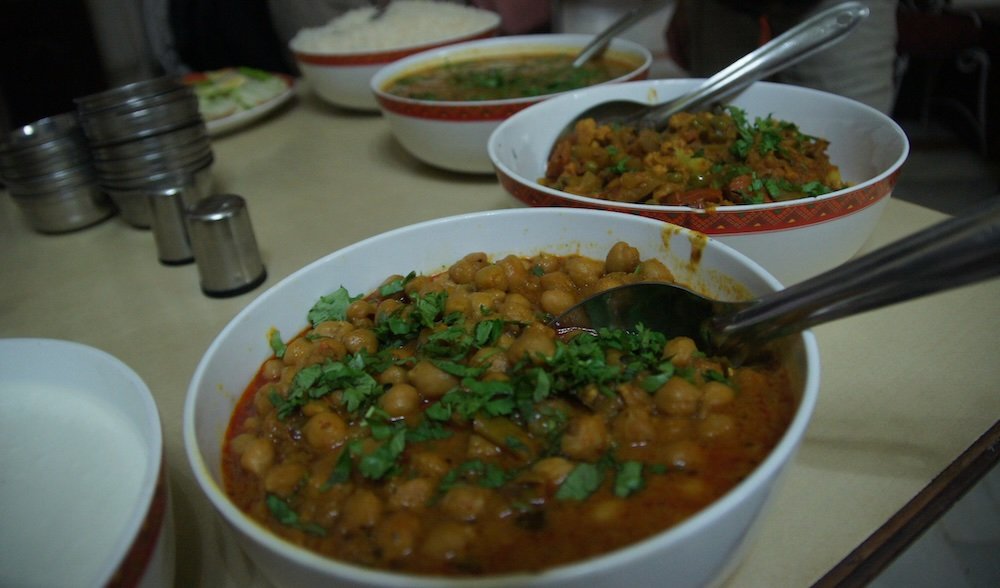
421, 522, 475, 561
260, 358, 283, 381
698, 413, 736, 439
474, 264, 509, 292
373, 511, 422, 561
500, 297, 535, 323
376, 299, 404, 324
444, 287, 471, 315
467, 434, 501, 458
540, 271, 575, 292
340, 489, 383, 531
605, 241, 640, 274
528, 457, 574, 487
589, 499, 625, 524
531, 252, 561, 273
379, 383, 421, 418
663, 336, 698, 367
467, 290, 503, 319
228, 433, 255, 455
449, 252, 489, 284
283, 337, 314, 366
593, 273, 625, 293
613, 408, 656, 446
470, 347, 510, 373
312, 337, 347, 361
540, 288, 576, 316
345, 299, 376, 324
564, 255, 605, 287
408, 360, 459, 399
388, 477, 435, 510
342, 328, 378, 355
312, 320, 354, 340
253, 383, 278, 415
440, 485, 493, 522
409, 451, 450, 477
662, 439, 705, 471
263, 463, 306, 497
303, 411, 349, 450
376, 364, 408, 386
301, 400, 328, 417
701, 381, 735, 411
560, 414, 609, 461
654, 376, 702, 417
507, 324, 556, 365
637, 258, 674, 281
240, 437, 274, 476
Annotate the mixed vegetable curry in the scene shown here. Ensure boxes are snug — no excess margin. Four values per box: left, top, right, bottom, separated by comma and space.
223, 242, 796, 575
543, 106, 847, 207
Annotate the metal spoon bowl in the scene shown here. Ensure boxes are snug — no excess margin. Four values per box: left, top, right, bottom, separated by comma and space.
570, 2, 665, 69
553, 0, 868, 144
552, 197, 1000, 365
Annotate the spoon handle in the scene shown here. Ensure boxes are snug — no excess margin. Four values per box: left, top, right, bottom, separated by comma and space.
638, 1, 869, 129
715, 196, 1000, 342
571, 2, 664, 68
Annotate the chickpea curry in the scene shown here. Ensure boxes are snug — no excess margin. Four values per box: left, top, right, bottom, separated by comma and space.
223, 242, 796, 576
543, 106, 847, 208
382, 53, 637, 102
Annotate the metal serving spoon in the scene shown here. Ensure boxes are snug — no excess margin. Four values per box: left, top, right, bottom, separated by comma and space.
570, 2, 666, 69
551, 197, 1000, 365
553, 0, 868, 145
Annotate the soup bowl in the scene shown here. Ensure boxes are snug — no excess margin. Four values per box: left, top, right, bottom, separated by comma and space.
488, 79, 909, 284
371, 34, 652, 174
0, 338, 174, 588
185, 207, 819, 588
290, 2, 501, 112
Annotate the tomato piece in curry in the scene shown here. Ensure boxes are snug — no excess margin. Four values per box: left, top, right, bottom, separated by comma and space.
222, 242, 796, 576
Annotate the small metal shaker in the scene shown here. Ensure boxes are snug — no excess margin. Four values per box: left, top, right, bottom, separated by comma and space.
187, 194, 266, 297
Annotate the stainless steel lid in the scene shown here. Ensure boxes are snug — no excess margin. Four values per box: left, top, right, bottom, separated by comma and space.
187, 194, 266, 297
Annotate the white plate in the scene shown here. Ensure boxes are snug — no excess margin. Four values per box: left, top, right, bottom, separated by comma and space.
187, 71, 296, 136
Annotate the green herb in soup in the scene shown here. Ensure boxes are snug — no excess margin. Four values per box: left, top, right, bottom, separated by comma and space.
383, 53, 637, 101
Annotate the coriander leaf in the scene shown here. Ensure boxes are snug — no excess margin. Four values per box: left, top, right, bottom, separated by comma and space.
265, 494, 326, 536
358, 429, 406, 480
614, 461, 645, 497
308, 287, 361, 326
268, 329, 286, 359
556, 463, 603, 501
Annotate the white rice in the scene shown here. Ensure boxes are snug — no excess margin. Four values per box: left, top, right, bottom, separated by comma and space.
290, 1, 499, 54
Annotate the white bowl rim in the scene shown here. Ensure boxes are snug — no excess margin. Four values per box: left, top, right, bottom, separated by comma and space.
184, 207, 820, 586
289, 10, 501, 58
487, 78, 910, 214
0, 337, 165, 586
370, 34, 653, 109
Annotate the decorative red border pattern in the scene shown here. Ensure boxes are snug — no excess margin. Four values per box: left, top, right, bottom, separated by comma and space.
107, 458, 169, 588
377, 71, 650, 122
294, 28, 498, 66
498, 168, 901, 235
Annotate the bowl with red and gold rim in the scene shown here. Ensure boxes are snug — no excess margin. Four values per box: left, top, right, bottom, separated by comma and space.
290, 1, 501, 112
488, 79, 909, 284
370, 34, 652, 174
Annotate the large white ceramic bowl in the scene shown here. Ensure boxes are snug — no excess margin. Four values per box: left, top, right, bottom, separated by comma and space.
290, 4, 501, 111
371, 35, 652, 174
0, 338, 174, 588
185, 208, 819, 588
488, 79, 910, 284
